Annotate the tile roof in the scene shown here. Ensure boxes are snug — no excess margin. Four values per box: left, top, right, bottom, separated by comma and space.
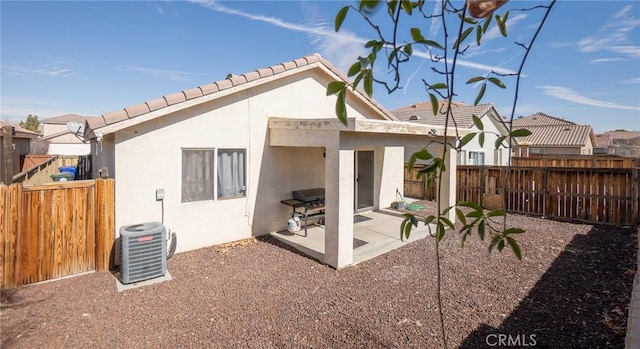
512, 113, 575, 127
595, 133, 612, 147
392, 100, 497, 129
607, 131, 640, 140
87, 53, 394, 134
42, 113, 97, 124
516, 124, 593, 147
0, 121, 40, 138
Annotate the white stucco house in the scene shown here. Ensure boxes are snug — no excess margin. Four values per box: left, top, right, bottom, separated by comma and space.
83, 54, 461, 268
42, 114, 96, 155
393, 101, 512, 166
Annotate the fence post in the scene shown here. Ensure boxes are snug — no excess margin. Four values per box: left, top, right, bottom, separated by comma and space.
95, 178, 115, 271
479, 166, 485, 207
633, 168, 639, 226
0, 184, 6, 288
543, 167, 550, 218
2, 126, 13, 185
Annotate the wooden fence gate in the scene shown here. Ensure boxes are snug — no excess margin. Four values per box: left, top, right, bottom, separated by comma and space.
0, 179, 115, 288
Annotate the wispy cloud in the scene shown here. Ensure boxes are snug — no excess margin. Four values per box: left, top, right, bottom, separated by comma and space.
119, 66, 201, 82
190, 1, 521, 77
540, 85, 640, 111
1, 64, 75, 78
0, 96, 86, 121
190, 0, 365, 72
429, 1, 443, 39
578, 5, 640, 57
549, 42, 572, 49
589, 57, 624, 64
622, 78, 640, 84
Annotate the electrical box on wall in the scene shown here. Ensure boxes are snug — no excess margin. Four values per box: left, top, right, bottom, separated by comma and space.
156, 189, 164, 201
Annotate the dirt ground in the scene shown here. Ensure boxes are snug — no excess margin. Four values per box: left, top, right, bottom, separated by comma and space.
1, 203, 637, 348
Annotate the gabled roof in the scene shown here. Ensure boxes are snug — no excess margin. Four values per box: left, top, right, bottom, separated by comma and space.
0, 122, 40, 138
86, 54, 395, 137
517, 124, 595, 147
42, 129, 82, 141
42, 113, 97, 124
607, 131, 640, 141
392, 100, 509, 135
512, 112, 575, 127
595, 133, 612, 147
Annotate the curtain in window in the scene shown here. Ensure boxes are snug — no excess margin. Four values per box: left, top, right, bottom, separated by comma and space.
217, 149, 245, 199
182, 149, 214, 202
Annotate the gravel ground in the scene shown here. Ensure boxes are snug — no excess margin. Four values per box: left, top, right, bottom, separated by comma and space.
1, 201, 637, 348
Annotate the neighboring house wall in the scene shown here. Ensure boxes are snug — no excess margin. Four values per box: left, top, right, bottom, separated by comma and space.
528, 146, 583, 156
457, 117, 508, 166
0, 124, 38, 178
608, 131, 640, 158
42, 114, 96, 156
43, 124, 70, 137
47, 143, 91, 156
396, 103, 510, 166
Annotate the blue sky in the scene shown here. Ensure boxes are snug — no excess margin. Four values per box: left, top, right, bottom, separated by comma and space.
1, 1, 639, 133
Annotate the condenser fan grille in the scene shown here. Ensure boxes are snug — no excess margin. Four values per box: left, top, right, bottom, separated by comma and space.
120, 222, 166, 284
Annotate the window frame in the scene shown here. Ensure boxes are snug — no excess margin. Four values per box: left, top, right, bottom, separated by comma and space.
180, 147, 248, 203
216, 148, 247, 200
181, 148, 216, 203
468, 150, 485, 165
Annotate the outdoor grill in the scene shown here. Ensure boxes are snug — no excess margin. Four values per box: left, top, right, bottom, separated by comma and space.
292, 188, 325, 204
281, 188, 325, 236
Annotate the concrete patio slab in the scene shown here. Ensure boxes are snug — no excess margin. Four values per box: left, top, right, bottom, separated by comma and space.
271, 210, 434, 266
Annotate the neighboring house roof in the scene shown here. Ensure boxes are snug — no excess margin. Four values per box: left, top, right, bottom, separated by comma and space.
86, 53, 396, 137
512, 112, 597, 148
21, 155, 55, 172
42, 129, 85, 142
516, 124, 595, 147
512, 112, 575, 127
0, 122, 40, 139
607, 131, 640, 142
595, 133, 612, 147
392, 100, 510, 135
42, 113, 97, 124
393, 101, 488, 128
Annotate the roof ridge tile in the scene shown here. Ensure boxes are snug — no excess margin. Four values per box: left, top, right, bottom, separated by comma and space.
91, 53, 395, 129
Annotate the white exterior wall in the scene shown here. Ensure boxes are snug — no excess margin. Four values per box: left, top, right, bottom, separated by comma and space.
377, 146, 404, 209
107, 72, 378, 253
47, 143, 91, 155
43, 124, 68, 137
458, 116, 509, 166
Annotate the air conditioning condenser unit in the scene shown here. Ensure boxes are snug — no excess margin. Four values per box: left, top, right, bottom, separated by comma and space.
120, 222, 167, 284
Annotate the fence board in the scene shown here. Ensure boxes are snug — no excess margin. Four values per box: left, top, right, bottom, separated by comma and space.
512, 156, 640, 168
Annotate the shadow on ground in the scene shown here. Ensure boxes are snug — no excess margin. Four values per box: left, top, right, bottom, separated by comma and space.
459, 225, 637, 348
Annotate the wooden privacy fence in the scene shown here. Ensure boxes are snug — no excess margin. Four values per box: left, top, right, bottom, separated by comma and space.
511, 155, 640, 168
405, 165, 640, 226
0, 179, 115, 288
